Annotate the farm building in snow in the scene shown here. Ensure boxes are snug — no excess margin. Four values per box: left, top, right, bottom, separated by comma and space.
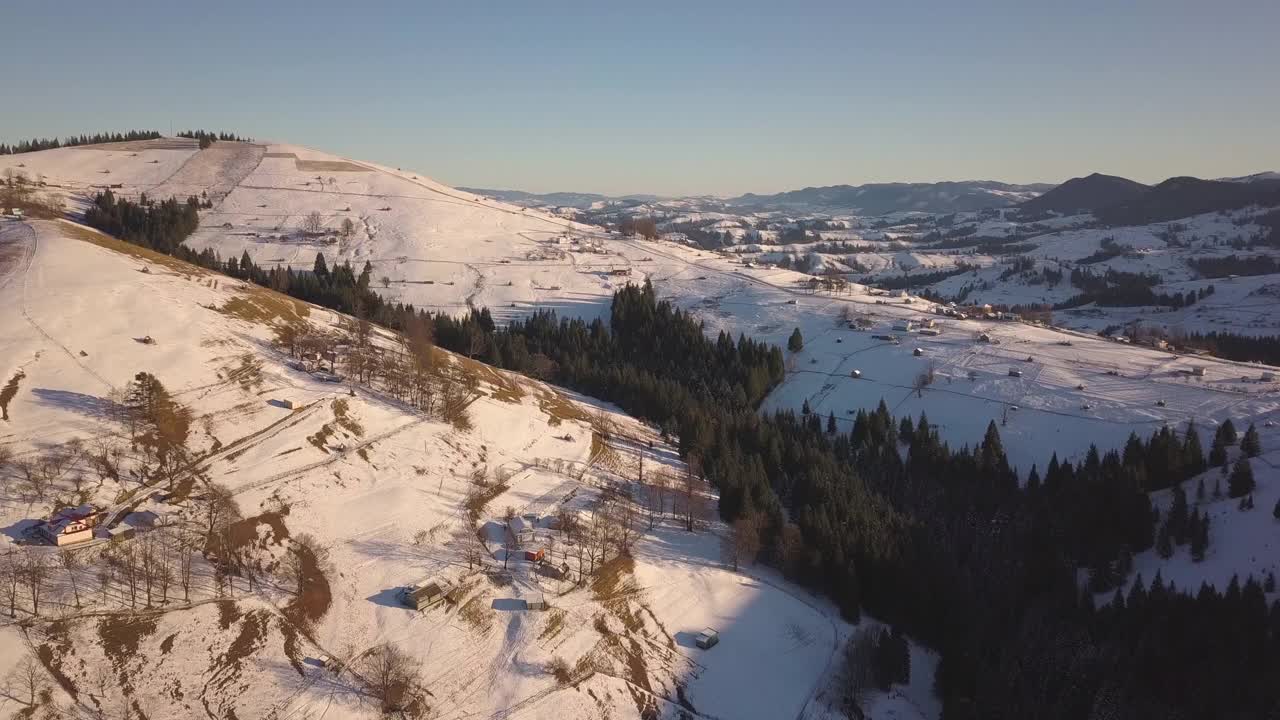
399, 578, 453, 611
39, 505, 102, 546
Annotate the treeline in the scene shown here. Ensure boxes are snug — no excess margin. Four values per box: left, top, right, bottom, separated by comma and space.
617, 216, 659, 240
1176, 330, 1280, 366
0, 130, 161, 154
176, 130, 254, 149
83, 191, 200, 255
868, 264, 974, 290
75, 191, 1280, 718
1054, 267, 1206, 308
1189, 254, 1280, 278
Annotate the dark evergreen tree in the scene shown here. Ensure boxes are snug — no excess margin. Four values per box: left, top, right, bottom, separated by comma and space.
1189, 509, 1206, 562
788, 327, 804, 352
1229, 457, 1256, 498
1242, 423, 1262, 457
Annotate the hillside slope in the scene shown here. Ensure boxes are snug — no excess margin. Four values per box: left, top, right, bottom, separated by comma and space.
1018, 172, 1149, 214
0, 218, 868, 720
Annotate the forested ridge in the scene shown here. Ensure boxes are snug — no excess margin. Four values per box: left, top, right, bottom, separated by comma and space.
80, 190, 1280, 719
0, 130, 162, 154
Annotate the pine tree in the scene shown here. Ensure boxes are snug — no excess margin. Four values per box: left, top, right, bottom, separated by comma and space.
1196, 476, 1206, 502
1184, 420, 1206, 474
1274, 497, 1280, 521
313, 253, 329, 278
1228, 457, 1255, 498
1156, 521, 1174, 559
801, 399, 811, 415
1221, 418, 1238, 444
788, 327, 804, 353
1189, 509, 1206, 562
1170, 485, 1189, 544
828, 412, 838, 434
1265, 571, 1276, 593
1241, 423, 1261, 457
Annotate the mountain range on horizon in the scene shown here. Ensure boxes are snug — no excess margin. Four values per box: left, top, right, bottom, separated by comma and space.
464, 170, 1280, 216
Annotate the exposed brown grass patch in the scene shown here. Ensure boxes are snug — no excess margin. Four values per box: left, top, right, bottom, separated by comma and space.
227, 510, 291, 554
458, 594, 494, 635
538, 608, 568, 642
36, 621, 79, 701
219, 291, 310, 327
59, 220, 209, 276
0, 369, 23, 421
283, 542, 332, 629
592, 555, 643, 633
535, 386, 590, 426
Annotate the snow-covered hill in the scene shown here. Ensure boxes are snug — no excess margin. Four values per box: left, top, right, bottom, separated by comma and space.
6, 140, 1280, 484
0, 218, 901, 719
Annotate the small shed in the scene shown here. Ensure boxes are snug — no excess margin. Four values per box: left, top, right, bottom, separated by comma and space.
913, 347, 924, 357
850, 369, 862, 379
526, 593, 549, 611
1261, 372, 1275, 382
279, 399, 296, 409
524, 548, 545, 563
108, 524, 136, 541
696, 628, 720, 649
400, 578, 453, 611
1008, 369, 1023, 378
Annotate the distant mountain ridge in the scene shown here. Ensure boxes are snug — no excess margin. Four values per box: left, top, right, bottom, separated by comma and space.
727, 180, 1054, 214
1018, 173, 1150, 215
459, 187, 662, 209
1097, 176, 1280, 225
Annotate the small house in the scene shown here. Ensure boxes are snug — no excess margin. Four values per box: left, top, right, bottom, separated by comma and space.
399, 578, 453, 611
978, 333, 992, 343
40, 505, 102, 546
913, 347, 924, 357
524, 548, 545, 563
1190, 366, 1207, 377
696, 628, 720, 649
278, 399, 296, 409
892, 320, 916, 332
526, 593, 548, 611
1261, 372, 1275, 382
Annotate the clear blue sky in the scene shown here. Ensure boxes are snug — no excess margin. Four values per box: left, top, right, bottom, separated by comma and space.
5, 0, 1278, 196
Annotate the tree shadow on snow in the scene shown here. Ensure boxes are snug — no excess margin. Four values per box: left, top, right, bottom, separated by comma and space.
31, 388, 119, 419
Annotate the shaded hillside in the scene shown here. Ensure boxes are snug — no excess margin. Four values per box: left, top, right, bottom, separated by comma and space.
1019, 172, 1149, 214
1098, 176, 1280, 225
729, 180, 1052, 214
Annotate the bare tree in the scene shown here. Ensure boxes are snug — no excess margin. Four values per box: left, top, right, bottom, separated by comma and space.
58, 547, 82, 609
279, 533, 331, 596
359, 643, 421, 714
21, 549, 48, 616
646, 471, 672, 529
301, 211, 324, 235
721, 512, 763, 571
0, 552, 20, 617
341, 217, 356, 238
677, 455, 710, 532
776, 522, 804, 579
0, 656, 50, 711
